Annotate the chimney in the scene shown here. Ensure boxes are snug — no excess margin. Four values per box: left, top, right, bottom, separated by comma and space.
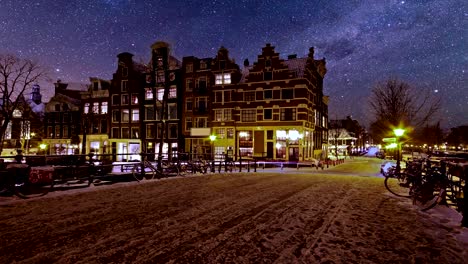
244, 59, 249, 67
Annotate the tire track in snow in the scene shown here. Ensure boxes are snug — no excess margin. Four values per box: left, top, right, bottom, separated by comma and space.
150, 181, 318, 263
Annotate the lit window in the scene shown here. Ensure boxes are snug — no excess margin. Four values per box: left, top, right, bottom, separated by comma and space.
157, 88, 164, 101
145, 88, 153, 100
169, 86, 176, 98
122, 109, 130, 122
122, 94, 129, 104
215, 110, 223, 121
84, 103, 90, 114
146, 124, 155, 138
241, 109, 256, 122
131, 93, 138, 104
101, 102, 108, 114
215, 73, 231, 84
131, 109, 139, 122
13, 109, 22, 117
92, 102, 99, 114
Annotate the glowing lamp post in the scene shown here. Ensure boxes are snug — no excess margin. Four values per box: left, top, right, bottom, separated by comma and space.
393, 128, 405, 172
209, 135, 216, 160
39, 143, 47, 156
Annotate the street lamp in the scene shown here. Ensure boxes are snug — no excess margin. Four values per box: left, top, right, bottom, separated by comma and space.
209, 135, 216, 159
39, 143, 47, 156
393, 128, 405, 172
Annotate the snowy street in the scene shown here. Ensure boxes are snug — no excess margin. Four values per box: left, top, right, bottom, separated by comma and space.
0, 158, 467, 263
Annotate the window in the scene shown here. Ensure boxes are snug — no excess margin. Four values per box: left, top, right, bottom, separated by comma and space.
282, 89, 294, 99
186, 98, 193, 111
122, 127, 130, 138
186, 63, 193, 73
92, 102, 99, 114
265, 59, 271, 68
84, 103, 90, 114
63, 113, 69, 122
122, 67, 128, 77
241, 109, 256, 122
195, 97, 207, 112
132, 127, 139, 139
101, 102, 108, 114
145, 88, 153, 100
264, 90, 272, 99
215, 73, 231, 85
264, 71, 272, 81
157, 88, 164, 101
224, 91, 231, 102
112, 127, 119, 138
216, 128, 225, 138
197, 76, 207, 90
146, 106, 154, 120
63, 127, 69, 138
200, 60, 207, 69
122, 94, 129, 105
131, 109, 139, 122
185, 117, 192, 131
244, 91, 255, 102
280, 108, 296, 121
267, 130, 274, 140
93, 82, 99, 91
55, 126, 61, 138
214, 110, 223, 121
195, 117, 207, 128
112, 95, 120, 105
146, 124, 155, 138
264, 109, 272, 120
112, 110, 120, 122
92, 120, 99, 134
169, 124, 177, 138
227, 128, 234, 139
224, 109, 232, 120
169, 86, 176, 98
186, 78, 193, 92
122, 109, 130, 122
215, 91, 222, 102
168, 104, 177, 119
239, 131, 252, 147
121, 80, 128, 92
157, 123, 162, 138
55, 104, 60, 112
131, 94, 138, 104
156, 70, 165, 83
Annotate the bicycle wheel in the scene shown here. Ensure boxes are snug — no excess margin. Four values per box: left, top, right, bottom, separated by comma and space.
384, 173, 412, 198
412, 182, 445, 211
15, 168, 54, 199
132, 164, 155, 181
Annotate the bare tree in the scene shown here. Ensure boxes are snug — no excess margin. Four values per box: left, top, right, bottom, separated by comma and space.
0, 54, 47, 153
368, 78, 441, 141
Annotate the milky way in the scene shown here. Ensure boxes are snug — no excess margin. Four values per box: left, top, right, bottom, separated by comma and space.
1, 0, 466, 127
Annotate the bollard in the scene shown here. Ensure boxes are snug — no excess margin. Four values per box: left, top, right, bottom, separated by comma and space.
211, 160, 215, 173
247, 160, 250, 172
254, 160, 257, 172
239, 159, 242, 172
281, 162, 283, 170
218, 160, 222, 173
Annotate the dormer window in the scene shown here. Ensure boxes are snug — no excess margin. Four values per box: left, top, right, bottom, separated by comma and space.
13, 109, 22, 118
200, 60, 207, 70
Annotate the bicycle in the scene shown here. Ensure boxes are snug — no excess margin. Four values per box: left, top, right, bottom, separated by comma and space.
0, 164, 54, 199
132, 160, 158, 181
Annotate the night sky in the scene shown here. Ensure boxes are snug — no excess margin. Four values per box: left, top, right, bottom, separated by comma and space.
1, 0, 466, 128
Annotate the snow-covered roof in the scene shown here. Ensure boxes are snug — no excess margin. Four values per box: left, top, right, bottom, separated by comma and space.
283, 57, 307, 78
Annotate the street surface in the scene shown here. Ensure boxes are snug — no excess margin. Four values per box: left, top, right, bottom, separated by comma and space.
0, 158, 466, 263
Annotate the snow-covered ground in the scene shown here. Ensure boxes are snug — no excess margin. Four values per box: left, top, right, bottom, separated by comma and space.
0, 158, 466, 263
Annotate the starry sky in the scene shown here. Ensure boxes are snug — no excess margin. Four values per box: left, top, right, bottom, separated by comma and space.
1, 0, 466, 128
